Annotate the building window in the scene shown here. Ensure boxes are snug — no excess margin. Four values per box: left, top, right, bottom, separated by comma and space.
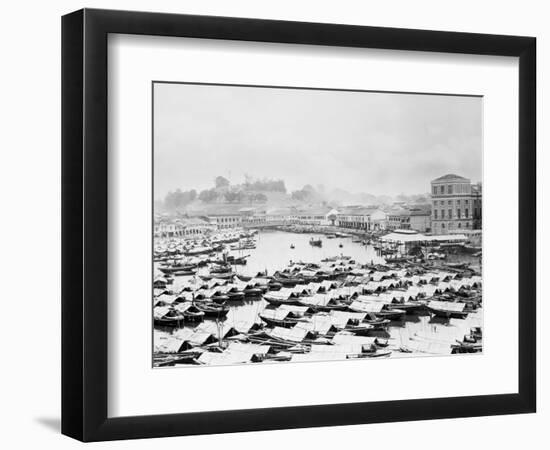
440, 186, 445, 194
448, 209, 452, 219
448, 200, 452, 205
442, 223, 445, 229
448, 185, 453, 194
457, 208, 461, 218
465, 208, 469, 218
432, 186, 437, 195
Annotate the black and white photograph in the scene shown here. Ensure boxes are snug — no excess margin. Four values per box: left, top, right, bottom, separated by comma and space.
0, 0, 542, 446
152, 82, 483, 367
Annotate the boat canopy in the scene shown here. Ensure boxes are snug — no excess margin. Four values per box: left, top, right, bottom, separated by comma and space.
153, 294, 178, 306
435, 282, 452, 293
266, 288, 296, 300
226, 342, 270, 355
207, 278, 228, 288
380, 279, 399, 288
345, 285, 366, 296
198, 342, 271, 365
278, 304, 309, 315
329, 311, 367, 327
348, 301, 384, 313
154, 335, 187, 353
260, 308, 291, 321
194, 321, 237, 339
173, 302, 194, 313
385, 290, 406, 301
173, 328, 215, 346
250, 277, 270, 286
299, 293, 332, 307
369, 272, 385, 282
419, 285, 437, 296
269, 326, 308, 342
296, 316, 335, 335
305, 282, 322, 293
321, 280, 339, 290
404, 275, 421, 284
419, 273, 439, 283
364, 281, 382, 292
291, 285, 311, 295
231, 319, 262, 334
428, 300, 466, 312
449, 279, 471, 290
405, 286, 421, 298
153, 306, 172, 319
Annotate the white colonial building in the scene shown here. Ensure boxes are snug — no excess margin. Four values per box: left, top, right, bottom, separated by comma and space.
288, 206, 337, 226
154, 217, 216, 237
336, 207, 387, 231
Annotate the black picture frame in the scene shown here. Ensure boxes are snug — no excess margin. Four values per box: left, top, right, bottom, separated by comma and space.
62, 8, 536, 442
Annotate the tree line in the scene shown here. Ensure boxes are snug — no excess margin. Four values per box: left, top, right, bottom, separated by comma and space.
160, 175, 286, 211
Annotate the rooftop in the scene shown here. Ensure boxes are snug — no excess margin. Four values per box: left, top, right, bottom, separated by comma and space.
408, 204, 432, 216
431, 174, 470, 183
293, 206, 334, 216
265, 207, 293, 216
337, 206, 383, 216
175, 217, 211, 226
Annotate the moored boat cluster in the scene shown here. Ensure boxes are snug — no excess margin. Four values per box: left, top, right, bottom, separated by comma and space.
154, 236, 483, 366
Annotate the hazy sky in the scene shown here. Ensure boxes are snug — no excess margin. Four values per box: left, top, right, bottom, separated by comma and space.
154, 82, 482, 199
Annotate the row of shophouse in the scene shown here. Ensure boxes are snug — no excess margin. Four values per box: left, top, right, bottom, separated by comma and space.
154, 174, 482, 238
154, 204, 432, 237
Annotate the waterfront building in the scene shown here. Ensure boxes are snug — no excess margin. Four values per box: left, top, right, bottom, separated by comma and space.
154, 217, 216, 237
336, 207, 387, 231
264, 207, 292, 226
370, 209, 388, 231
239, 207, 267, 227
207, 214, 243, 229
408, 205, 432, 232
154, 220, 179, 237
187, 205, 248, 230
289, 206, 336, 226
386, 207, 411, 231
380, 229, 467, 255
430, 174, 482, 234
241, 214, 267, 227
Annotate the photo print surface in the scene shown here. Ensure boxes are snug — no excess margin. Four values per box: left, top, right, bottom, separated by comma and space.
152, 82, 483, 368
